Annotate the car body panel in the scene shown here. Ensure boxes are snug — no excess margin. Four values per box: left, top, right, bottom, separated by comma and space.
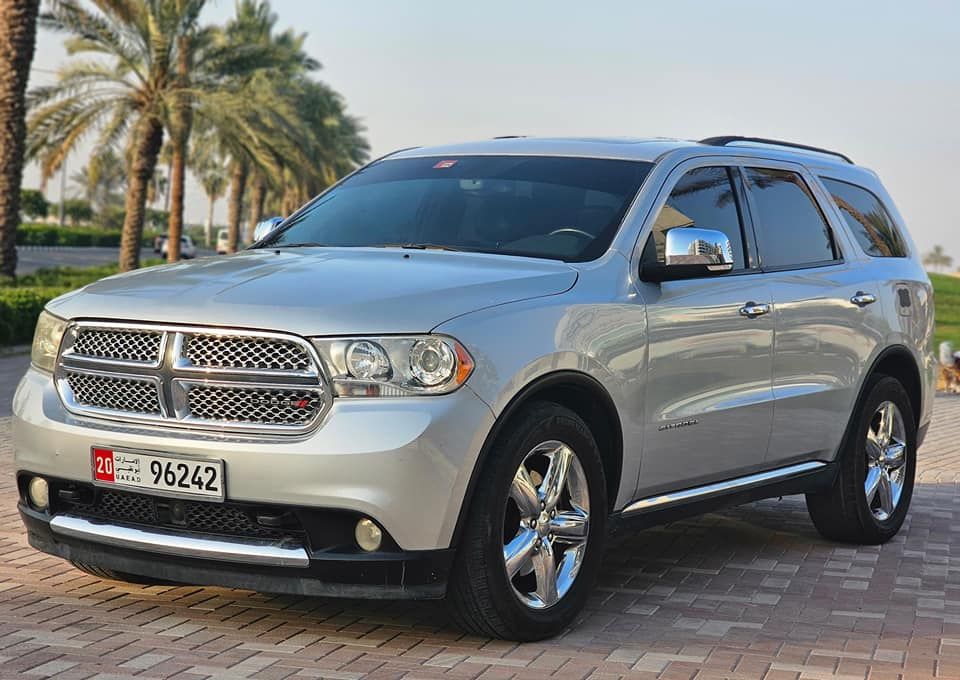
13, 365, 495, 551
46, 248, 578, 336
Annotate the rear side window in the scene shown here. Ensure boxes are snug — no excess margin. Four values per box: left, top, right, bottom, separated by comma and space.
744, 168, 837, 269
648, 166, 747, 270
820, 177, 907, 257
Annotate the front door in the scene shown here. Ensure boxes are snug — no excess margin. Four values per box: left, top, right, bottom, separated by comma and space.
635, 163, 775, 497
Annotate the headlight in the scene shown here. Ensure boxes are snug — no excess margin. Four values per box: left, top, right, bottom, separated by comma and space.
31, 310, 67, 373
313, 335, 474, 397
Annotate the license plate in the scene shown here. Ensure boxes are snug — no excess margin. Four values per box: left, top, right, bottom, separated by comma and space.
91, 447, 225, 501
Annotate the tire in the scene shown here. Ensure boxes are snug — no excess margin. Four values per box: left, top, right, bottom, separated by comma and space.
446, 402, 607, 640
70, 560, 166, 585
806, 374, 916, 544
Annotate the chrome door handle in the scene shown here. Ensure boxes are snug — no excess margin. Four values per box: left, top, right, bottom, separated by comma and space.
739, 301, 771, 318
850, 291, 877, 307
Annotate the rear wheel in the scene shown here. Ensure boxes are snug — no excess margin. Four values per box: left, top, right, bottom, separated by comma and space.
806, 375, 916, 544
446, 402, 607, 640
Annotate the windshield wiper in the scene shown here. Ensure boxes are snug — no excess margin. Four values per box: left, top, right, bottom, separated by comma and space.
269, 242, 330, 249
378, 243, 463, 252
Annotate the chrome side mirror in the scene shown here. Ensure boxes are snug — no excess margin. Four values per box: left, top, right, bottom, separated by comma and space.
252, 216, 284, 243
640, 227, 734, 282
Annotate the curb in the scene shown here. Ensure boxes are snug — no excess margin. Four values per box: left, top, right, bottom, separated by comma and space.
0, 345, 30, 357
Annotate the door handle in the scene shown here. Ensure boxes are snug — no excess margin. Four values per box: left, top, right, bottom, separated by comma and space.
850, 291, 877, 307
739, 301, 771, 318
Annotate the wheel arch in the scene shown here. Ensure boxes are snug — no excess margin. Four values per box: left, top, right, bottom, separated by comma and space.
451, 371, 624, 546
869, 345, 922, 428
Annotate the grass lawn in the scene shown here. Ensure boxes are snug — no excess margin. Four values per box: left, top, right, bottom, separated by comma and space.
931, 273, 960, 349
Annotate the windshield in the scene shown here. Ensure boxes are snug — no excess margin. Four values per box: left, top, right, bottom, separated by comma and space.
261, 155, 653, 261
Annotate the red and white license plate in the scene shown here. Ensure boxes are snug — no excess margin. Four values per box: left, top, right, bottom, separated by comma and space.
92, 447, 225, 501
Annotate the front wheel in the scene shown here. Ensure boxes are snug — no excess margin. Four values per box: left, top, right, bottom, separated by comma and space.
446, 402, 607, 640
806, 374, 916, 544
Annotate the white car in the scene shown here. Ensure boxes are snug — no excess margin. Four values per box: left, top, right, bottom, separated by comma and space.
216, 229, 229, 254
161, 235, 196, 259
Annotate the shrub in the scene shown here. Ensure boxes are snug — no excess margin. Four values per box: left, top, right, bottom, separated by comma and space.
20, 189, 48, 220
0, 287, 68, 346
16, 224, 123, 247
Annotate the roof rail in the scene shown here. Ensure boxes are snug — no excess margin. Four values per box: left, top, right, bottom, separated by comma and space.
492, 135, 526, 139
698, 136, 853, 164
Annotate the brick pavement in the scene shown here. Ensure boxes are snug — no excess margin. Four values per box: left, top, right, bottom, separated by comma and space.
1, 386, 960, 678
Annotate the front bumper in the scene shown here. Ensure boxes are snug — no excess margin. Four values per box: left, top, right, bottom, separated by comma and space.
13, 366, 496, 551
20, 504, 453, 599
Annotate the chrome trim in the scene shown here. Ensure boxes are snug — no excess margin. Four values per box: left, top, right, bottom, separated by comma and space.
55, 321, 330, 435
851, 291, 877, 307
622, 461, 827, 515
61, 321, 167, 369
57, 367, 167, 419
171, 378, 328, 433
50, 514, 310, 568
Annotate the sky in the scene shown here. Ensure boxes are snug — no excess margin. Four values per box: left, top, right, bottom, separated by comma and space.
24, 0, 960, 261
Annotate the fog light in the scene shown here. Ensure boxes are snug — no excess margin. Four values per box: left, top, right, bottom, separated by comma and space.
28, 477, 49, 511
355, 518, 382, 552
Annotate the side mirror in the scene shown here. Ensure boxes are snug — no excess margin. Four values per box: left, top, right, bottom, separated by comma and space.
640, 227, 734, 283
252, 216, 284, 243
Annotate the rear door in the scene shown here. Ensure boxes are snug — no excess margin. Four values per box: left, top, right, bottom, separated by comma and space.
636, 160, 775, 495
741, 163, 882, 465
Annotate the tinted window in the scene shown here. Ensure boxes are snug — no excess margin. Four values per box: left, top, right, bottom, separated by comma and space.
820, 177, 907, 257
745, 168, 837, 268
648, 166, 746, 270
262, 156, 652, 262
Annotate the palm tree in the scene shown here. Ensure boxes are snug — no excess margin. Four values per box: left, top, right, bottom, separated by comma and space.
189, 137, 226, 246
28, 0, 204, 271
924, 245, 953, 273
71, 148, 127, 215
215, 0, 320, 252
0, 0, 40, 280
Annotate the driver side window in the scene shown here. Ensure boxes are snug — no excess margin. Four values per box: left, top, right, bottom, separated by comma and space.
648, 166, 748, 271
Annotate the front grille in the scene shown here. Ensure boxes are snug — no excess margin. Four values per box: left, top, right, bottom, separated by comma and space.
184, 334, 311, 372
56, 323, 328, 434
64, 488, 303, 541
187, 385, 321, 425
65, 371, 162, 415
72, 328, 163, 364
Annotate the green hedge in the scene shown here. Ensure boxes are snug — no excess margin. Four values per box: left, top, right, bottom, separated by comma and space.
0, 261, 164, 346
17, 224, 124, 247
0, 287, 67, 346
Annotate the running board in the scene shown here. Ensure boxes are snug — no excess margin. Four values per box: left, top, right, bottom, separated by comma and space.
622, 461, 828, 516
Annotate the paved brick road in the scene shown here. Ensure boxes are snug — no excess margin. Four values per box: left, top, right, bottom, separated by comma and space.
2, 361, 960, 677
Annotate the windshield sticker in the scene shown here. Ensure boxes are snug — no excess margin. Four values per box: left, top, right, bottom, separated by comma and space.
433, 159, 458, 169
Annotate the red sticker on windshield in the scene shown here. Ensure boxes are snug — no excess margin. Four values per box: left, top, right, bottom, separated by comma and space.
433, 159, 458, 169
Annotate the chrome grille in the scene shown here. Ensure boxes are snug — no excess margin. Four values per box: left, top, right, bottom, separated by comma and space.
72, 328, 163, 364
187, 385, 322, 425
183, 334, 311, 372
56, 322, 328, 434
65, 371, 162, 415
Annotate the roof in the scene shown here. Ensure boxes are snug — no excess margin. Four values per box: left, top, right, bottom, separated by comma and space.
387, 135, 864, 173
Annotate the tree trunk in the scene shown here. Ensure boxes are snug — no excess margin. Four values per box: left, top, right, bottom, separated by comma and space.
0, 0, 40, 280
205, 194, 214, 247
119, 115, 164, 272
166, 36, 192, 263
167, 141, 186, 262
226, 160, 247, 254
245, 175, 266, 243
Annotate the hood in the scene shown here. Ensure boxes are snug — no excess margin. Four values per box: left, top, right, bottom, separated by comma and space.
48, 248, 578, 335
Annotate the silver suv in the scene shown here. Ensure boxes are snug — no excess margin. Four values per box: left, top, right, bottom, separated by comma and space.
14, 136, 935, 640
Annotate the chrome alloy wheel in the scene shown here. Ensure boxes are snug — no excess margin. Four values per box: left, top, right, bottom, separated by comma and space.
865, 400, 907, 521
502, 440, 590, 609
